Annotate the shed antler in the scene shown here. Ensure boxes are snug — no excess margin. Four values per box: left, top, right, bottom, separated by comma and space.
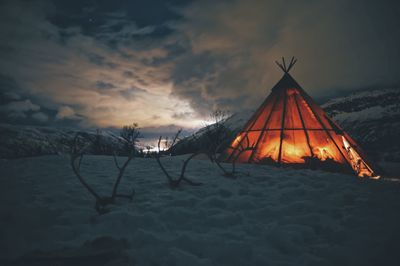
70, 128, 138, 214
70, 135, 102, 202
155, 130, 204, 188
222, 134, 256, 177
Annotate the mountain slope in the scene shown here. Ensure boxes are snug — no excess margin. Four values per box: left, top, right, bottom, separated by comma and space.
0, 124, 127, 159
322, 88, 400, 161
173, 88, 400, 162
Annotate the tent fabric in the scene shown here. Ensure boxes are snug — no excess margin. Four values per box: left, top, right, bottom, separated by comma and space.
222, 70, 378, 178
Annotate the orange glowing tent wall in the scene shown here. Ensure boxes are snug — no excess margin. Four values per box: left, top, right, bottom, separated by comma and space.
222, 58, 378, 178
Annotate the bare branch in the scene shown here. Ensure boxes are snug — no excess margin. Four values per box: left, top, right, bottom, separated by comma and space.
111, 124, 140, 199
155, 155, 173, 183
157, 136, 162, 152
69, 124, 139, 214
171, 129, 182, 147
155, 133, 204, 188
111, 154, 133, 199
70, 134, 102, 201
214, 131, 256, 178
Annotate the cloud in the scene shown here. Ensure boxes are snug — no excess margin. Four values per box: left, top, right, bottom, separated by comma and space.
0, 0, 195, 129
86, 53, 116, 68
96, 81, 116, 90
172, 111, 196, 120
168, 0, 400, 114
119, 87, 147, 100
122, 71, 134, 78
56, 106, 78, 120
31, 111, 49, 122
2, 91, 21, 101
0, 74, 23, 103
7, 111, 26, 119
140, 124, 195, 139
1, 99, 40, 113
1, 0, 399, 131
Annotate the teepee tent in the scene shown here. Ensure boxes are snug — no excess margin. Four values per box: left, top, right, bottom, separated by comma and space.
222, 57, 379, 178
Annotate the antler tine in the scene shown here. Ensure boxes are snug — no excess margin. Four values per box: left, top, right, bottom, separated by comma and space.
113, 152, 121, 170
171, 129, 182, 147
71, 134, 79, 155
157, 136, 162, 152
78, 154, 83, 170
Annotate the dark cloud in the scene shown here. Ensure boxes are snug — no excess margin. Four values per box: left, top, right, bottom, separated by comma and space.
1, 0, 399, 132
96, 81, 116, 90
0, 74, 22, 103
140, 124, 195, 139
48, 0, 190, 33
122, 71, 134, 78
1, 99, 40, 113
31, 112, 49, 122
172, 111, 195, 120
85, 51, 118, 69
168, 0, 400, 115
3, 91, 21, 101
119, 87, 147, 100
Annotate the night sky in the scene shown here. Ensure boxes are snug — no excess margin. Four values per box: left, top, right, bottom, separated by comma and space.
1, 0, 400, 134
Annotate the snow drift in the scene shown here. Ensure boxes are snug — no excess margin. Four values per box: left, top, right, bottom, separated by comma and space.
1, 155, 399, 265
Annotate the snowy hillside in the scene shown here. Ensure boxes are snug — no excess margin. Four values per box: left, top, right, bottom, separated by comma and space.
173, 88, 400, 162
0, 155, 399, 265
322, 88, 400, 161
1, 88, 398, 161
0, 124, 127, 159
170, 111, 253, 155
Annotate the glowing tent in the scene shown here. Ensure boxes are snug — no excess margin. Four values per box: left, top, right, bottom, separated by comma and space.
222, 58, 379, 178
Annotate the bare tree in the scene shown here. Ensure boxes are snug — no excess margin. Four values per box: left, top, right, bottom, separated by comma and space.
202, 110, 236, 177
70, 124, 139, 214
154, 129, 209, 188
204, 110, 230, 152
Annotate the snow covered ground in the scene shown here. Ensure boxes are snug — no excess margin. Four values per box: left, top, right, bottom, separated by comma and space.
1, 155, 400, 266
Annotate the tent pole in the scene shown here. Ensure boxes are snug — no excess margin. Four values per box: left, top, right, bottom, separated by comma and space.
247, 91, 281, 163
282, 57, 287, 72
226, 93, 273, 162
277, 89, 288, 164
294, 93, 314, 156
300, 90, 353, 171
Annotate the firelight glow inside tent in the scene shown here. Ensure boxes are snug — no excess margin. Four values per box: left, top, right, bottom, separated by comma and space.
222, 58, 379, 178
